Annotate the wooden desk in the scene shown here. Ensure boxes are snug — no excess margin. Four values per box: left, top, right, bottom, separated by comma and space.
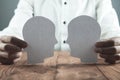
0, 52, 120, 80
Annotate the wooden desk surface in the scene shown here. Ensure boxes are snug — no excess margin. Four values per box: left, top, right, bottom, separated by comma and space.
0, 52, 120, 80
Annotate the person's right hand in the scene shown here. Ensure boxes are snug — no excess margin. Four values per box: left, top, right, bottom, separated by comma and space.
0, 36, 27, 65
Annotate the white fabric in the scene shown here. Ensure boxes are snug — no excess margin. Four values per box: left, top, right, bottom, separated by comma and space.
0, 0, 120, 51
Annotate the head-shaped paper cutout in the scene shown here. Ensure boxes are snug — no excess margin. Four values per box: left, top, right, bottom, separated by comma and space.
23, 16, 57, 64
23, 15, 101, 64
67, 16, 101, 63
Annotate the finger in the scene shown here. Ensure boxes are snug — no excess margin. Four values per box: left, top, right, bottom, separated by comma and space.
100, 54, 120, 60
0, 56, 14, 65
16, 52, 23, 58
105, 54, 120, 64
0, 36, 27, 48
100, 54, 116, 64
0, 42, 21, 53
95, 46, 120, 55
13, 55, 22, 63
114, 54, 120, 61
95, 38, 120, 48
105, 59, 116, 64
14, 57, 21, 63
0, 52, 23, 65
100, 54, 114, 59
95, 39, 115, 48
100, 54, 120, 64
0, 51, 8, 58
8, 52, 23, 60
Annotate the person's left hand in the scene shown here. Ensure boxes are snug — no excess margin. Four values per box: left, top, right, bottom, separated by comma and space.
95, 37, 120, 64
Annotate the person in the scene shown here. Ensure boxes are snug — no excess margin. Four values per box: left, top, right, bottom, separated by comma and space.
0, 0, 120, 65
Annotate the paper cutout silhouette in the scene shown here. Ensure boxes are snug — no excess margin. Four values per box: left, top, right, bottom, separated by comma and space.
67, 16, 101, 63
23, 16, 101, 64
23, 16, 57, 64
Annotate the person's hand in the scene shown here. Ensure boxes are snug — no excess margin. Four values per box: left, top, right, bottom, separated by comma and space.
0, 36, 27, 65
95, 37, 120, 64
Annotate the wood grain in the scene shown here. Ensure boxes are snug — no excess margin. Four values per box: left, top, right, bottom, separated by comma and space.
97, 63, 120, 80
56, 64, 107, 80
0, 52, 119, 80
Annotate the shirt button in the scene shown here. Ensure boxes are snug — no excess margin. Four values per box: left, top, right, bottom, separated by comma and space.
64, 2, 67, 5
63, 21, 66, 24
63, 40, 66, 43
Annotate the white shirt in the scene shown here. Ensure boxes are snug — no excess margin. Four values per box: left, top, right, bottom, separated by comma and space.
0, 0, 120, 51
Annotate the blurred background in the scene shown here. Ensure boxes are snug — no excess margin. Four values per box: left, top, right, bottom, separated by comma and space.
0, 0, 120, 30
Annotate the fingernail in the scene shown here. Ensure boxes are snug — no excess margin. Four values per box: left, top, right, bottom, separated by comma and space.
5, 45, 21, 52
11, 37, 28, 48
105, 59, 116, 64
0, 57, 14, 65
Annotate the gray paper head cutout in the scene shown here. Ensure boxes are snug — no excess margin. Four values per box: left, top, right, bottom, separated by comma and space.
23, 16, 57, 64
67, 16, 101, 63
23, 15, 101, 64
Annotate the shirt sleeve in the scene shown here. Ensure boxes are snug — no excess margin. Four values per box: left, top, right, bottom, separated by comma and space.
0, 0, 34, 40
96, 0, 120, 40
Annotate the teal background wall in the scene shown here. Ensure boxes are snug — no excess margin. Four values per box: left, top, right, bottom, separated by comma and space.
112, 0, 120, 23
0, 0, 120, 30
0, 0, 19, 30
